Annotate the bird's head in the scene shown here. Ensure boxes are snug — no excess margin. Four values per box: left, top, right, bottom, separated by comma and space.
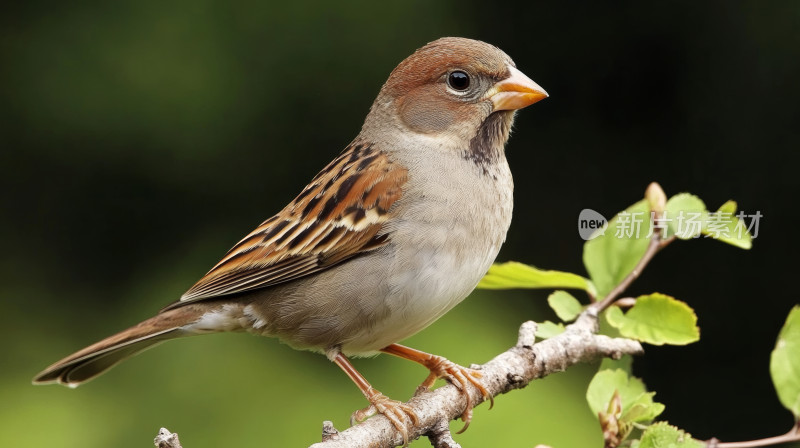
363, 37, 547, 158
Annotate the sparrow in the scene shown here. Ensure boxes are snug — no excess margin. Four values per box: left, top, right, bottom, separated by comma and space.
33, 37, 547, 443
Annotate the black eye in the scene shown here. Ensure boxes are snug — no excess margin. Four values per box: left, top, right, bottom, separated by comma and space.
447, 71, 470, 91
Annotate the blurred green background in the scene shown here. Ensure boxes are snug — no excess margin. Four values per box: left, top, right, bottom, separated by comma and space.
2, 1, 799, 447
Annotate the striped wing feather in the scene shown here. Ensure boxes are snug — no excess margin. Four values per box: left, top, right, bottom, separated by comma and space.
176, 142, 407, 305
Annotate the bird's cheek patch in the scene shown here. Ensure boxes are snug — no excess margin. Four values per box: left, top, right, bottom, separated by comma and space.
397, 89, 457, 134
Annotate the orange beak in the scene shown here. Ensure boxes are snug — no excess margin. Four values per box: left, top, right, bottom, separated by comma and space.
489, 65, 548, 111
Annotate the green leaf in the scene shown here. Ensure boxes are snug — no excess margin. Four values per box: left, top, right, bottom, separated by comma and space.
548, 290, 582, 322
477, 261, 596, 296
606, 293, 700, 345
583, 199, 653, 298
622, 392, 665, 423
638, 422, 704, 448
600, 355, 633, 374
717, 199, 736, 215
587, 369, 638, 416
586, 369, 661, 420
664, 193, 707, 240
535, 321, 565, 339
701, 200, 753, 250
770, 305, 800, 418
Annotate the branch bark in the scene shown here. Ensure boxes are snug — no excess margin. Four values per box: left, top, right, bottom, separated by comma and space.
308, 311, 643, 448
154, 428, 183, 448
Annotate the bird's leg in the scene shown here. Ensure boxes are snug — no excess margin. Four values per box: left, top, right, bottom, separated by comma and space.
329, 348, 418, 445
380, 343, 492, 433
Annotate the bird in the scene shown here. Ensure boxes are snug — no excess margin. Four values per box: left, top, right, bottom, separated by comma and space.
33, 37, 547, 443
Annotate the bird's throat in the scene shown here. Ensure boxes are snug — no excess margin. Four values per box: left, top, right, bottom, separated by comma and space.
464, 111, 514, 175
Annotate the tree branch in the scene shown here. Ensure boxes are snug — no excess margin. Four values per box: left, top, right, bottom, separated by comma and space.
308, 313, 643, 448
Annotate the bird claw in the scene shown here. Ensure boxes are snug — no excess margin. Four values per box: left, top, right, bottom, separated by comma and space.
351, 391, 418, 446
418, 357, 493, 431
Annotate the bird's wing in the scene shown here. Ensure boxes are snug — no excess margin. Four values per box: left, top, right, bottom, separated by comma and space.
172, 142, 407, 306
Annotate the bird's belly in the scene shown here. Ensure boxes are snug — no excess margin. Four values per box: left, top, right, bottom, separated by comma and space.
339, 212, 505, 355
343, 255, 488, 354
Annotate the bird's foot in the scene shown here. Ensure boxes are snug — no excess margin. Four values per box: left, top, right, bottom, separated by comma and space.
417, 356, 492, 433
351, 389, 419, 446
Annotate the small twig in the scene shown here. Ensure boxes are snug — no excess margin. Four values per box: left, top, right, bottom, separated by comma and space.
154, 428, 183, 448
321, 421, 340, 442
706, 422, 800, 448
427, 420, 462, 448
590, 213, 673, 313
517, 320, 538, 348
593, 236, 659, 311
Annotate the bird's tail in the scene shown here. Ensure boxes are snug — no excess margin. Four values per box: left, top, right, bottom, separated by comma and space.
32, 304, 208, 387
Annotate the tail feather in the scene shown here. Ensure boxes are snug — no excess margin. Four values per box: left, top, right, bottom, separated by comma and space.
33, 305, 205, 387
